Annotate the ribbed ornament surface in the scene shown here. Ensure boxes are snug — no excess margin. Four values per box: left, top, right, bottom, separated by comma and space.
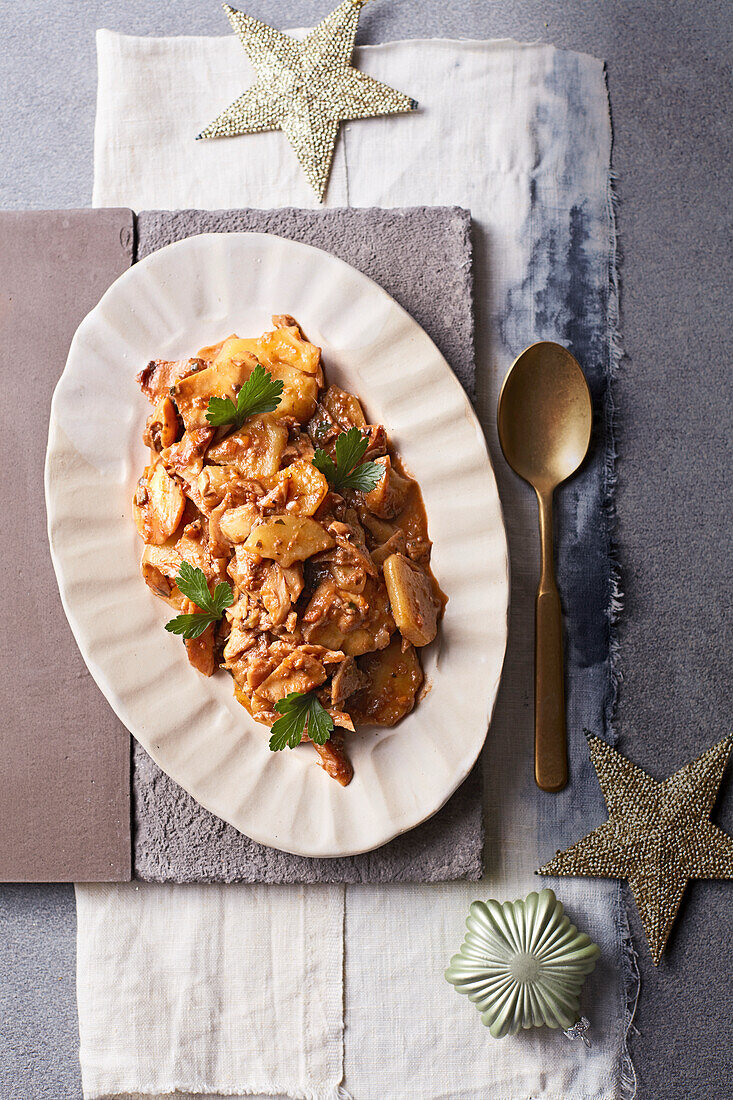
445, 889, 599, 1037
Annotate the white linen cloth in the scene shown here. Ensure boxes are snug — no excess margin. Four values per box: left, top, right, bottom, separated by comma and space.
77, 883, 346, 1100
79, 28, 634, 1100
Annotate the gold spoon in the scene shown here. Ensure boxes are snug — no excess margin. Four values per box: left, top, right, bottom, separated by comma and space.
497, 342, 592, 792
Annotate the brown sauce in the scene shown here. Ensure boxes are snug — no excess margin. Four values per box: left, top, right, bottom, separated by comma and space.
389, 451, 448, 615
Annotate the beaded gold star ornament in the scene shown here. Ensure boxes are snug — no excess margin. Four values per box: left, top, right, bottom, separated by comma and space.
539, 734, 733, 964
197, 1, 417, 200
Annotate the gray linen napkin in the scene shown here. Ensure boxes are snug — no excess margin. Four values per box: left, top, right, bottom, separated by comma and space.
133, 205, 482, 883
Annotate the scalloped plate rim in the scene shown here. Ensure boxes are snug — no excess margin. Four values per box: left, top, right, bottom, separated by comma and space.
44, 230, 509, 857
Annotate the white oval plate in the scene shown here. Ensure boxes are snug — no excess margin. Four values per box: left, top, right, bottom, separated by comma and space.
45, 232, 508, 857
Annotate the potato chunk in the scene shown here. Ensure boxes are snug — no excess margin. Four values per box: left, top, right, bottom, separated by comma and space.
277, 459, 329, 516
209, 336, 253, 368
383, 553, 438, 647
271, 360, 319, 421
207, 415, 288, 478
172, 354, 256, 430
350, 637, 423, 726
213, 335, 320, 421
243, 515, 335, 568
218, 503, 260, 544
133, 462, 185, 545
252, 325, 321, 376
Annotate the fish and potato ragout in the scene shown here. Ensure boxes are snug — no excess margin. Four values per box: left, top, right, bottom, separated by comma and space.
133, 316, 444, 785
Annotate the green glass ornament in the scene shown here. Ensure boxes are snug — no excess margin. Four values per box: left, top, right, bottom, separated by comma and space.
445, 888, 600, 1038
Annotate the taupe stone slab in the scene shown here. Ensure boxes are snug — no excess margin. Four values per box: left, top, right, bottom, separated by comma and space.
0, 209, 133, 882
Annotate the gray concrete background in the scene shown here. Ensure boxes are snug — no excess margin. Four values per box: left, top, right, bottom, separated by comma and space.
1, 2, 731, 1098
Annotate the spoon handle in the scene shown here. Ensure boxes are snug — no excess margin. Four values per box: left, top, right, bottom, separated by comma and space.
535, 491, 568, 792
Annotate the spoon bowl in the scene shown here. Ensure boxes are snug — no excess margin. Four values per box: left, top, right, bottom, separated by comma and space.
498, 343, 592, 492
497, 342, 592, 791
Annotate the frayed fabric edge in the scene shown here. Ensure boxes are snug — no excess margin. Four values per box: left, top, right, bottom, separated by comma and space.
92, 1086, 354, 1100
604, 163, 625, 724
603, 61, 639, 1100
617, 893, 641, 1100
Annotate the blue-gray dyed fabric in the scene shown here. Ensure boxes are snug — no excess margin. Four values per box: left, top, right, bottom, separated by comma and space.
497, 54, 620, 846
493, 50, 634, 1092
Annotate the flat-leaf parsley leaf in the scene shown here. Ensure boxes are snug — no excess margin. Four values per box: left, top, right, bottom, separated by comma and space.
205, 363, 284, 429
312, 426, 382, 494
269, 691, 334, 751
165, 562, 234, 639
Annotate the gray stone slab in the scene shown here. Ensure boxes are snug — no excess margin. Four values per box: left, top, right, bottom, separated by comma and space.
135, 206, 476, 398
134, 740, 483, 884
0, 3, 731, 1100
0, 885, 80, 1100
